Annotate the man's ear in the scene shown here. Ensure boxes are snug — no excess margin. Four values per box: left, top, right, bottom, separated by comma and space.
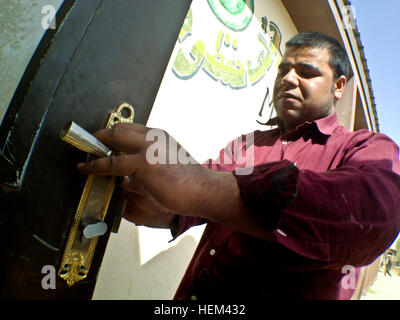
334, 75, 347, 100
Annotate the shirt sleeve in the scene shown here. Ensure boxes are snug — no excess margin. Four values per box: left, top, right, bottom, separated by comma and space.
169, 215, 207, 242
234, 132, 400, 268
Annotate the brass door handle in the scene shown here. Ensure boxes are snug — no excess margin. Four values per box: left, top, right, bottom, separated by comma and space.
58, 103, 134, 287
60, 121, 112, 157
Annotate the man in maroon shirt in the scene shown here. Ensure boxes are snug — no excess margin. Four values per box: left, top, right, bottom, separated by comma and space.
77, 32, 400, 299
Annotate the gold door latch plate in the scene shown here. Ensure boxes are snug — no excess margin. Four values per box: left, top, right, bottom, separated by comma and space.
58, 103, 134, 287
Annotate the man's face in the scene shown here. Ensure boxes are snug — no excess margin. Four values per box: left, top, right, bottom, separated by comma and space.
273, 46, 346, 133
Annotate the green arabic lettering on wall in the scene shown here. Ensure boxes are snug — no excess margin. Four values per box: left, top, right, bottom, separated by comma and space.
172, 3, 283, 90
207, 0, 254, 32
202, 30, 247, 89
178, 7, 193, 43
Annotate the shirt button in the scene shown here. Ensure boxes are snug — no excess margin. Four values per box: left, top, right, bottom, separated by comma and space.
281, 139, 288, 145
191, 295, 197, 300
209, 249, 216, 256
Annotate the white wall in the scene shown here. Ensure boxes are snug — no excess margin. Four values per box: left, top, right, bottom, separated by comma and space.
93, 0, 298, 300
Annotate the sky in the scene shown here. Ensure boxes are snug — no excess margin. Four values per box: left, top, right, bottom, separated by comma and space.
350, 0, 400, 148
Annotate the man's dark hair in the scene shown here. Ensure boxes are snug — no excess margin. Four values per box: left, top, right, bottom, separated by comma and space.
285, 32, 350, 80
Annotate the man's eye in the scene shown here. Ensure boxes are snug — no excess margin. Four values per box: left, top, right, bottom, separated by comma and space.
297, 68, 319, 78
299, 72, 313, 78
277, 68, 289, 77
297, 71, 314, 78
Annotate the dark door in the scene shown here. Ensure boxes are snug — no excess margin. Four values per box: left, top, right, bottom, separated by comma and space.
0, 0, 191, 299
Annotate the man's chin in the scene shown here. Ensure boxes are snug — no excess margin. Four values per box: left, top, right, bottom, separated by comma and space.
276, 111, 304, 133
277, 110, 302, 124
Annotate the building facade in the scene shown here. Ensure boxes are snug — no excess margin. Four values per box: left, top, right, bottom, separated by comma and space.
0, 0, 380, 299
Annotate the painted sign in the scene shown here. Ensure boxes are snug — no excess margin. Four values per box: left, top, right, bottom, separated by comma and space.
172, 3, 283, 92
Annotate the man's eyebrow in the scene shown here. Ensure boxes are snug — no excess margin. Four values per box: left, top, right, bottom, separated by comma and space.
278, 61, 321, 73
278, 61, 292, 69
295, 61, 321, 73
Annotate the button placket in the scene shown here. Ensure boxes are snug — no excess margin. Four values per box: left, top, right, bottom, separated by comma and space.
280, 139, 289, 159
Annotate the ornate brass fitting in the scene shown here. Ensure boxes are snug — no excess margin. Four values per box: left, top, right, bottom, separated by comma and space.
58, 103, 134, 287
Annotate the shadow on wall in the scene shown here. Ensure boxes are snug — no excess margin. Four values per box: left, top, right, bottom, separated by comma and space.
92, 220, 198, 300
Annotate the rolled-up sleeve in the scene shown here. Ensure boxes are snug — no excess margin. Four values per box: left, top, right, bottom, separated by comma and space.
234, 132, 400, 268
235, 159, 300, 230
169, 215, 207, 242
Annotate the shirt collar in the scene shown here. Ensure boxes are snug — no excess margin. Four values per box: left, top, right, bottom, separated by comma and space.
265, 113, 339, 136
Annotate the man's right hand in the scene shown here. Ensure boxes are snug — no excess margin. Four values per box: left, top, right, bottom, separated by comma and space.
120, 176, 177, 229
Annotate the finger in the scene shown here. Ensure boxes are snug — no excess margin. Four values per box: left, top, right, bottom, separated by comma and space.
120, 176, 149, 196
109, 122, 151, 134
120, 176, 130, 188
76, 153, 141, 176
92, 124, 149, 154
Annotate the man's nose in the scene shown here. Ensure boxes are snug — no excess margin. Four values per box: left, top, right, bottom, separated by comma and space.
281, 68, 299, 87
